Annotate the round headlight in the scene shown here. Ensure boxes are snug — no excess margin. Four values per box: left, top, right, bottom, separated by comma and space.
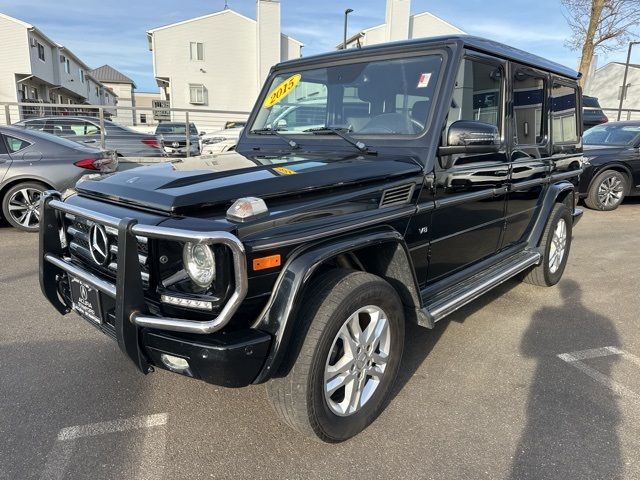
183, 242, 215, 288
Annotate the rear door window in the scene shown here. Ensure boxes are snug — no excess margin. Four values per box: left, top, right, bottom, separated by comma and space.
4, 135, 32, 153
513, 70, 547, 145
551, 83, 579, 144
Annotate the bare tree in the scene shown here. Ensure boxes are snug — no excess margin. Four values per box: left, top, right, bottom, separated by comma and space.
562, 0, 640, 86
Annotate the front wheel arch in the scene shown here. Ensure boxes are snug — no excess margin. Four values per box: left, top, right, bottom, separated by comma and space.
252, 227, 422, 383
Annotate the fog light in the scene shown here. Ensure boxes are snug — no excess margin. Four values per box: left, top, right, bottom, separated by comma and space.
160, 354, 191, 374
161, 294, 213, 311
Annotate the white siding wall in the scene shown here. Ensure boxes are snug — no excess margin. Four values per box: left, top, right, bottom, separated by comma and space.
409, 12, 465, 38
587, 63, 640, 117
153, 11, 259, 112
28, 31, 56, 86
257, 0, 281, 87
0, 17, 29, 103
58, 54, 86, 98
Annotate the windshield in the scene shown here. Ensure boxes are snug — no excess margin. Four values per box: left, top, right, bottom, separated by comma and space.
156, 123, 198, 135
250, 54, 443, 136
584, 124, 640, 146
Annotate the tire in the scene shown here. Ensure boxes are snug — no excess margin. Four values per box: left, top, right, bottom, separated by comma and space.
266, 269, 405, 442
1, 182, 47, 232
522, 203, 572, 287
584, 169, 628, 211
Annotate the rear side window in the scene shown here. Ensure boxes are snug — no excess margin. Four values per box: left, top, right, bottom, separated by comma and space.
0, 135, 7, 154
50, 119, 100, 136
4, 135, 32, 153
23, 119, 47, 131
551, 83, 579, 144
513, 70, 546, 145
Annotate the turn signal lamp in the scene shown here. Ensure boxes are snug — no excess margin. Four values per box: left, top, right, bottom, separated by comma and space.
253, 254, 281, 271
226, 197, 269, 222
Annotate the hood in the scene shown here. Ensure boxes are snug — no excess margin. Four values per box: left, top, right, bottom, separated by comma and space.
76, 151, 422, 213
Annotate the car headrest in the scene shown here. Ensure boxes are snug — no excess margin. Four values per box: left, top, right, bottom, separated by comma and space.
411, 101, 429, 122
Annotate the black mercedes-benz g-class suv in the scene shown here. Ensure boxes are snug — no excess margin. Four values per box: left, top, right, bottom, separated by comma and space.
39, 35, 583, 442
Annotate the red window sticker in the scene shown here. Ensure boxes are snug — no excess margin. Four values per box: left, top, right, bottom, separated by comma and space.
417, 73, 431, 88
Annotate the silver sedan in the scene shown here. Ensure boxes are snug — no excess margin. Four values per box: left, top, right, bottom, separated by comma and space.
0, 126, 117, 232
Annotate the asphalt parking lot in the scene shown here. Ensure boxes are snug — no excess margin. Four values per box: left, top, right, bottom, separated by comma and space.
1, 201, 639, 480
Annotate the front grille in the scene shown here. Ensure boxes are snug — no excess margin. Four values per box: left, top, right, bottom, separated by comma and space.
65, 213, 150, 284
162, 140, 187, 148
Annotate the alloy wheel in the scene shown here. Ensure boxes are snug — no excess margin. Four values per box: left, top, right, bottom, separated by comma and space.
548, 218, 567, 274
324, 305, 391, 416
7, 188, 42, 229
598, 175, 624, 208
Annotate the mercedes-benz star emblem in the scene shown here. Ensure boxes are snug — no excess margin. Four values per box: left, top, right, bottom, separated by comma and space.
89, 224, 110, 266
80, 285, 88, 301
172, 142, 180, 148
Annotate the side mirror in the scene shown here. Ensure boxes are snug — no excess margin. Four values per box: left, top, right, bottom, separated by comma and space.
199, 131, 206, 136
438, 120, 501, 158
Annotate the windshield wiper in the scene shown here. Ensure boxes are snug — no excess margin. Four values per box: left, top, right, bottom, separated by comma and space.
249, 127, 299, 150
303, 126, 375, 154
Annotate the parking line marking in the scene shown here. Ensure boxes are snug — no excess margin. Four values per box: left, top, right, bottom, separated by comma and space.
41, 413, 168, 480
557, 346, 640, 401
57, 413, 167, 441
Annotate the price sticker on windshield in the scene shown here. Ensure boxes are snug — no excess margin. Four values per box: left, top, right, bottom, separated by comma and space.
263, 74, 301, 108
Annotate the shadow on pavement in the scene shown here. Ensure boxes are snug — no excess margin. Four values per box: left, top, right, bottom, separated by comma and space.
390, 279, 520, 401
510, 279, 622, 479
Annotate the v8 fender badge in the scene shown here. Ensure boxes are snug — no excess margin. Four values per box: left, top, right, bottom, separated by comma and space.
419, 226, 429, 234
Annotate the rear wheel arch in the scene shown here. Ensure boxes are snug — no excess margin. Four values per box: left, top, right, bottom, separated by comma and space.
588, 164, 631, 194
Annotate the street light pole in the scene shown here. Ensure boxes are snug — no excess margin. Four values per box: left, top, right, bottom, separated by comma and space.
617, 41, 640, 121
343, 8, 353, 50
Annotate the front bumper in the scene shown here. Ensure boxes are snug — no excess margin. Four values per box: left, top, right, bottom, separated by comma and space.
39, 191, 267, 386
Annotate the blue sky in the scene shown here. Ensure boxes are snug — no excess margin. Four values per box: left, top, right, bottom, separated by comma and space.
1, 0, 638, 92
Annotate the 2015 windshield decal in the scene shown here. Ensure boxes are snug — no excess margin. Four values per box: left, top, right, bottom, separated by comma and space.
263, 74, 301, 108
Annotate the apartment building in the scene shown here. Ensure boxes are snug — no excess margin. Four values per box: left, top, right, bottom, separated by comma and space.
0, 13, 116, 121
146, 0, 303, 124
338, 0, 464, 49
91, 64, 137, 125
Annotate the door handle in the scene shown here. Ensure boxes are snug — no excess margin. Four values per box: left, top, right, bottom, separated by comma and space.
83, 139, 97, 144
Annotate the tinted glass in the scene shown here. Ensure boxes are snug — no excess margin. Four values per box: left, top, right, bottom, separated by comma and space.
583, 124, 640, 146
448, 58, 503, 131
5, 135, 31, 153
251, 54, 443, 135
50, 119, 99, 136
582, 96, 600, 108
156, 123, 198, 135
513, 71, 546, 144
551, 83, 578, 143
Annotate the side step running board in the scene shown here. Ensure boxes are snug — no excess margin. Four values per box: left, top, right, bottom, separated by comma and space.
421, 250, 541, 325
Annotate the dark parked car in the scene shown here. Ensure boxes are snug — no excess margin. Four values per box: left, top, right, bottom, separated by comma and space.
155, 122, 201, 156
579, 121, 640, 210
582, 95, 608, 130
14, 116, 163, 158
38, 35, 583, 442
0, 126, 116, 231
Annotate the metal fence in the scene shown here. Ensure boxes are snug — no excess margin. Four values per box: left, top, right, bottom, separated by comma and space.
599, 107, 640, 122
0, 101, 250, 161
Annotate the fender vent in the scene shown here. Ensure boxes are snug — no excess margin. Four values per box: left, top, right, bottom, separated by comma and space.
380, 184, 415, 208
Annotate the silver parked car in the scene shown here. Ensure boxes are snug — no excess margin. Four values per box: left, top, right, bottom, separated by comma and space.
14, 116, 164, 158
0, 126, 117, 232
155, 122, 202, 156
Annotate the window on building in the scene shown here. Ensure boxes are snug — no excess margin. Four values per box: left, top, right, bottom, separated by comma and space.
37, 43, 45, 62
189, 84, 206, 104
447, 58, 503, 132
4, 135, 32, 153
551, 82, 579, 144
190, 42, 204, 61
61, 56, 70, 74
79, 69, 85, 83
140, 114, 147, 124
513, 69, 546, 145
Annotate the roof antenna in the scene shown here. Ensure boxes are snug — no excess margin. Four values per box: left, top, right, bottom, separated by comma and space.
224, 0, 229, 9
